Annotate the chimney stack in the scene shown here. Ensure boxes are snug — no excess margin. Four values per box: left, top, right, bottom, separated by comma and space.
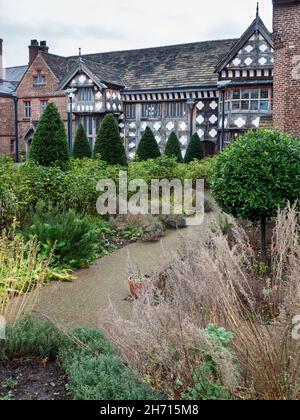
0, 39, 3, 81
28, 39, 49, 65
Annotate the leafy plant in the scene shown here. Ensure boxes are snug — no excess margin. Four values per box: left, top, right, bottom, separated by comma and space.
29, 103, 69, 169
0, 231, 50, 324
21, 203, 100, 269
136, 127, 161, 161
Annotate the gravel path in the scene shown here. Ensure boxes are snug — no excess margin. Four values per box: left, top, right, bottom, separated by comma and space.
36, 216, 214, 330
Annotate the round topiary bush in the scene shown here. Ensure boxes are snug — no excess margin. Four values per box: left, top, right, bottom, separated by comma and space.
94, 113, 127, 166
211, 129, 300, 257
136, 127, 161, 161
184, 133, 204, 163
73, 124, 92, 159
165, 132, 183, 163
29, 102, 69, 169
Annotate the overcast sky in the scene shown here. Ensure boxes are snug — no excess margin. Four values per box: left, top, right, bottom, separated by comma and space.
1, 0, 273, 67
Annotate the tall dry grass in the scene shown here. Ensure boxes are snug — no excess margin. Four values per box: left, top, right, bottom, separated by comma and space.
102, 206, 300, 400
0, 230, 50, 324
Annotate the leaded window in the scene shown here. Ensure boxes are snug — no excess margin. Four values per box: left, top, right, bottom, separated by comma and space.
166, 102, 187, 118
142, 103, 162, 118
77, 87, 93, 103
125, 104, 136, 119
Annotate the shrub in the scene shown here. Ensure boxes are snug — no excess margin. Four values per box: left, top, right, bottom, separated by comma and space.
136, 127, 161, 161
0, 318, 158, 401
174, 157, 216, 189
102, 205, 300, 400
165, 132, 183, 163
94, 114, 127, 166
0, 232, 50, 324
184, 133, 204, 163
21, 203, 100, 269
212, 129, 300, 257
29, 103, 69, 169
73, 124, 92, 159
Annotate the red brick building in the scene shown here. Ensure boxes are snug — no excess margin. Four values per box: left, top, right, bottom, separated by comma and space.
273, 0, 300, 135
0, 2, 299, 161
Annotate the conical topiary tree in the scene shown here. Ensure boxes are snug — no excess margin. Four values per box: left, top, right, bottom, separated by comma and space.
136, 127, 161, 161
73, 124, 92, 159
184, 133, 204, 163
165, 132, 183, 163
94, 113, 127, 166
29, 102, 69, 168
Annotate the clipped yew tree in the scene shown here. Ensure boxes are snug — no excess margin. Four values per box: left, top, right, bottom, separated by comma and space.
94, 113, 127, 166
136, 127, 161, 161
184, 133, 204, 163
73, 124, 92, 159
165, 132, 183, 163
29, 102, 69, 168
211, 129, 300, 259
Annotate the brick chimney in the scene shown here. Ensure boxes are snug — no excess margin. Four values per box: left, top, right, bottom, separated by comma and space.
0, 39, 3, 81
273, 0, 300, 136
29, 40, 49, 65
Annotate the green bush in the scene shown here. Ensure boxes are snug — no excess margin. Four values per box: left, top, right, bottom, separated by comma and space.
165, 132, 183, 163
184, 133, 204, 163
174, 157, 216, 189
212, 129, 300, 255
29, 103, 69, 169
73, 124, 92, 159
136, 127, 161, 161
21, 203, 100, 269
0, 318, 158, 401
94, 114, 127, 166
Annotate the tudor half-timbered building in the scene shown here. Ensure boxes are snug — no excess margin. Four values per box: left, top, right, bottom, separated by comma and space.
1, 2, 299, 160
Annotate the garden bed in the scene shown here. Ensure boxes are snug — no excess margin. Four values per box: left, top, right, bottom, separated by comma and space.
0, 358, 68, 400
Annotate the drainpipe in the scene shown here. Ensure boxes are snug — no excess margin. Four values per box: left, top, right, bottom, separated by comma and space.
217, 80, 232, 152
187, 97, 196, 140
221, 89, 226, 151
13, 94, 19, 163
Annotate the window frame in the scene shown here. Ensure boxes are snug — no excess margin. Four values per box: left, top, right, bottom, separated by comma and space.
227, 88, 272, 113
24, 101, 31, 119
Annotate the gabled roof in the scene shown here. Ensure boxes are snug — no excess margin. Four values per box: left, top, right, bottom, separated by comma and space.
57, 56, 125, 90
215, 14, 273, 73
38, 38, 237, 92
3, 66, 28, 83
0, 80, 19, 95
80, 39, 237, 91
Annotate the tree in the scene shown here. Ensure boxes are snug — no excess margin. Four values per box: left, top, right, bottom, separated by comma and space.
211, 129, 300, 259
165, 132, 183, 163
184, 133, 204, 163
94, 113, 127, 166
73, 124, 92, 159
29, 102, 69, 168
136, 127, 161, 161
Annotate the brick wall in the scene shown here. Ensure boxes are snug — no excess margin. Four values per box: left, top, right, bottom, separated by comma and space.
0, 96, 16, 156
273, 1, 300, 136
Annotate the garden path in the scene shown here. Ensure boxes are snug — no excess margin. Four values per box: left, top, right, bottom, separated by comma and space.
36, 214, 215, 330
